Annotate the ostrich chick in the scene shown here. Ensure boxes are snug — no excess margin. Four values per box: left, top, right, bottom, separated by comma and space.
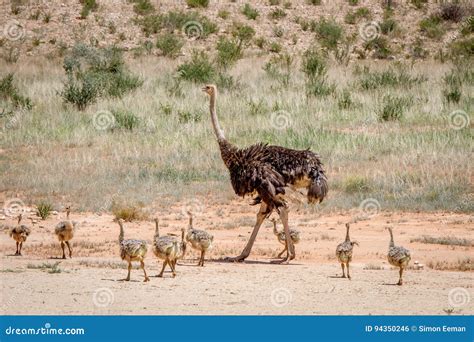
9, 214, 31, 256
54, 206, 77, 259
153, 218, 187, 278
118, 219, 149, 282
335, 223, 358, 279
186, 211, 213, 267
271, 218, 300, 259
386, 227, 411, 286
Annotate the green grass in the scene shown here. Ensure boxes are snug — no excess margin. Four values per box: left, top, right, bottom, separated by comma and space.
36, 201, 53, 220
0, 56, 472, 214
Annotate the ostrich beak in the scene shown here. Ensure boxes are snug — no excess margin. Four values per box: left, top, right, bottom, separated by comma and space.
201, 86, 207, 92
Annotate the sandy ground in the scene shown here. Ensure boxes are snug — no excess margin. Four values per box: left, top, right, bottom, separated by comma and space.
0, 201, 473, 315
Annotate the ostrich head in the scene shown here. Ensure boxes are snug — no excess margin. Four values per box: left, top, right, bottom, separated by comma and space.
202, 84, 217, 96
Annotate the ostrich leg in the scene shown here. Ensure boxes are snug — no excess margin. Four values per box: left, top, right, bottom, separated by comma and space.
225, 203, 268, 262
272, 205, 295, 264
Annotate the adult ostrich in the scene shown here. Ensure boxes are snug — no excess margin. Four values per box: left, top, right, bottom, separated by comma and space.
202, 85, 328, 263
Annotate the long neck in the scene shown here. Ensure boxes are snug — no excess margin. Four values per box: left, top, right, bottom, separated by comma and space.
66, 209, 70, 220
154, 220, 159, 237
118, 222, 124, 243
188, 214, 193, 230
389, 229, 394, 247
209, 92, 225, 142
18, 215, 22, 224
345, 224, 350, 242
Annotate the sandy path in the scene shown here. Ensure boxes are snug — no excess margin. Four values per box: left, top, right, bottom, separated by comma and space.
0, 204, 473, 315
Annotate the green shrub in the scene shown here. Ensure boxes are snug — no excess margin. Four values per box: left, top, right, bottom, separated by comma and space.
132, 0, 155, 16
186, 0, 209, 8
380, 17, 397, 34
269, 0, 280, 5
232, 23, 256, 47
80, 0, 98, 19
263, 53, 294, 86
450, 37, 474, 57
410, 0, 428, 10
364, 37, 392, 59
268, 41, 282, 53
306, 0, 321, 5
177, 50, 216, 83
218, 10, 230, 19
137, 11, 217, 38
377, 95, 412, 121
348, 0, 358, 5
420, 15, 444, 39
112, 109, 141, 130
242, 4, 259, 20
178, 110, 202, 123
60, 75, 99, 110
314, 18, 343, 50
216, 38, 241, 69
61, 44, 142, 110
36, 201, 53, 220
273, 26, 284, 38
337, 89, 354, 109
254, 37, 266, 49
269, 8, 286, 20
410, 38, 429, 59
343, 176, 371, 193
0, 73, 32, 109
156, 32, 183, 58
302, 48, 334, 97
358, 67, 426, 90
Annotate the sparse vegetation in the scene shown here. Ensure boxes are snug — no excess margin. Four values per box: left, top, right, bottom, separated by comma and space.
156, 32, 184, 58
242, 4, 259, 20
411, 235, 473, 247
377, 95, 412, 121
186, 0, 209, 8
131, 0, 155, 16
36, 201, 53, 220
364, 36, 392, 59
314, 18, 343, 50
420, 15, 445, 39
80, 0, 98, 19
112, 203, 148, 221
302, 48, 334, 97
0, 73, 32, 110
177, 50, 216, 83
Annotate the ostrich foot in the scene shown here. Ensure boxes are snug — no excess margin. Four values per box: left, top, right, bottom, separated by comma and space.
143, 277, 150, 282
224, 255, 246, 263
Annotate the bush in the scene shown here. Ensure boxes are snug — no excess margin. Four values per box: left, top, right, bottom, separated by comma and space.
218, 10, 229, 19
242, 4, 259, 20
177, 50, 216, 83
263, 53, 294, 86
302, 48, 334, 97
343, 176, 371, 193
0, 73, 32, 109
337, 89, 354, 109
186, 0, 209, 8
419, 15, 444, 39
268, 41, 282, 53
80, 0, 98, 19
60, 75, 99, 110
156, 32, 183, 58
410, 0, 428, 10
439, 3, 465, 22
380, 18, 397, 34
232, 23, 256, 47
307, 0, 321, 5
137, 11, 217, 38
269, 0, 280, 5
112, 109, 141, 130
358, 67, 426, 90
60, 44, 142, 110
269, 8, 286, 20
132, 0, 155, 16
216, 38, 241, 69
450, 37, 474, 57
364, 37, 392, 59
314, 18, 343, 50
348, 0, 358, 5
442, 69, 463, 104
36, 201, 53, 220
112, 203, 147, 221
377, 95, 411, 121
